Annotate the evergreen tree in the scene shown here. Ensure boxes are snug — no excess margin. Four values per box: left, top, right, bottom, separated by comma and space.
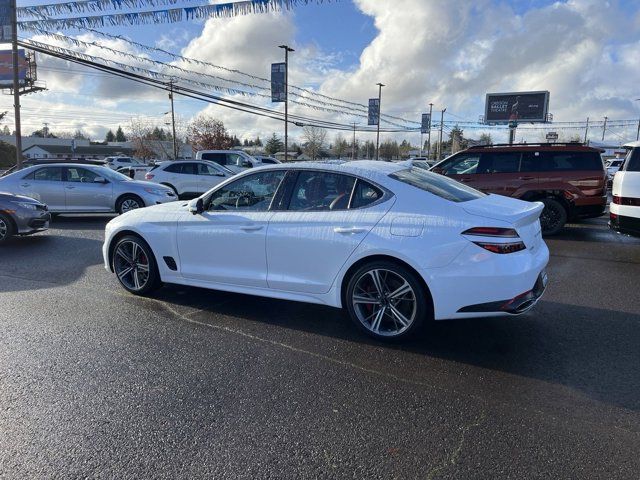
105, 130, 115, 142
264, 133, 284, 155
115, 125, 127, 142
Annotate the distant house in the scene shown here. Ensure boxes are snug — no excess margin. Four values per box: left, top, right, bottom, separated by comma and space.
273, 151, 300, 162
23, 144, 134, 160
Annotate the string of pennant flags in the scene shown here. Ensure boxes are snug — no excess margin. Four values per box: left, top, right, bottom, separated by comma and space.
18, 0, 329, 29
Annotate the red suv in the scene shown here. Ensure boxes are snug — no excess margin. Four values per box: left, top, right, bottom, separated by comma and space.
432, 143, 607, 234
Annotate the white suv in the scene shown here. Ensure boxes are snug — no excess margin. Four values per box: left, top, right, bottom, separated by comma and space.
145, 160, 234, 198
195, 150, 263, 173
105, 156, 145, 170
610, 141, 640, 237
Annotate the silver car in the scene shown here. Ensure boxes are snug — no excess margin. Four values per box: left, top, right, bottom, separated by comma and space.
0, 163, 176, 215
0, 191, 50, 243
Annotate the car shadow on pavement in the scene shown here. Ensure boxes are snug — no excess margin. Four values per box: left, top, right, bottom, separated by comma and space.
0, 233, 104, 292
50, 214, 116, 231
151, 286, 640, 412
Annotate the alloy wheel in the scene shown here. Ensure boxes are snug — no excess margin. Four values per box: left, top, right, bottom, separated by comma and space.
120, 198, 141, 213
114, 240, 150, 291
0, 217, 8, 241
351, 268, 417, 337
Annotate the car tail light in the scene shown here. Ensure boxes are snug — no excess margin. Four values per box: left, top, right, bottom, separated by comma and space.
610, 212, 618, 220
145, 173, 154, 180
463, 227, 525, 254
612, 195, 620, 205
462, 227, 519, 238
473, 241, 526, 254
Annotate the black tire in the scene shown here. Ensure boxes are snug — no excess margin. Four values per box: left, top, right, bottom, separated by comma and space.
112, 235, 161, 295
540, 198, 567, 236
344, 260, 430, 341
116, 195, 145, 215
0, 213, 15, 243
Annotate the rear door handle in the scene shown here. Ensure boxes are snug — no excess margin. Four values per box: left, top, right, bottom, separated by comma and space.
65, 186, 76, 190
334, 227, 366, 234
20, 183, 30, 187
518, 176, 535, 181
239, 224, 263, 231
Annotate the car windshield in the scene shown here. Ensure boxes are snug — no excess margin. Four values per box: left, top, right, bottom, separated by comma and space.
205, 161, 234, 175
389, 167, 486, 202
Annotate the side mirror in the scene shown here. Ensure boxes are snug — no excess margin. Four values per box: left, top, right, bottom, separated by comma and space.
241, 160, 253, 168
94, 176, 108, 183
189, 197, 204, 215
430, 167, 444, 174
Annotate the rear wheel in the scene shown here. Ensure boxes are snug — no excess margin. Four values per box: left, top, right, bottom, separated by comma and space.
112, 235, 161, 295
345, 260, 429, 341
116, 195, 144, 215
0, 213, 15, 243
540, 198, 567, 235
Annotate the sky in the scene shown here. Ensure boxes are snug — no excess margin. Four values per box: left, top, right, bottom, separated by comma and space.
3, 0, 640, 146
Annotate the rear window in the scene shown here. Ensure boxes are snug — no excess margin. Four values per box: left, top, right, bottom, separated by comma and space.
390, 168, 486, 203
542, 151, 603, 171
623, 148, 640, 172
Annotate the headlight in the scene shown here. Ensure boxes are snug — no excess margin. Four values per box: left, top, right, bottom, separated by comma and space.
14, 202, 38, 210
143, 187, 167, 195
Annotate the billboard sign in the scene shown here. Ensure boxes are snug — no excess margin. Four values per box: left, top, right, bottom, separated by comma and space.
271, 62, 286, 103
368, 98, 380, 126
421, 113, 431, 134
0, 0, 11, 43
0, 49, 27, 88
484, 91, 550, 124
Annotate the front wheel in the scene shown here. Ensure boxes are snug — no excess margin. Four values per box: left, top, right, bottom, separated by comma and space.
0, 213, 15, 243
540, 198, 567, 236
345, 261, 429, 341
116, 195, 144, 215
112, 235, 161, 295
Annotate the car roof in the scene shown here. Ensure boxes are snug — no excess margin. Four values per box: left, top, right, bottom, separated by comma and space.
20, 163, 108, 169
623, 141, 640, 148
253, 160, 406, 185
464, 143, 603, 153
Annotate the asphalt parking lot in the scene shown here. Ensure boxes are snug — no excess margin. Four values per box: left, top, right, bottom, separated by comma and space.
1, 214, 640, 479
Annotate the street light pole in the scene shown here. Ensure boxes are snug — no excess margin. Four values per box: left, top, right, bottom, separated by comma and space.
438, 107, 446, 161
602, 116, 608, 142
279, 45, 294, 162
584, 117, 589, 144
168, 79, 178, 160
10, 0, 22, 168
427, 102, 433, 160
352, 123, 357, 160
375, 82, 384, 161
635, 99, 640, 141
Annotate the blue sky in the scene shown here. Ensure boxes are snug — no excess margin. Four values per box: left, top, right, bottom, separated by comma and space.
5, 0, 640, 144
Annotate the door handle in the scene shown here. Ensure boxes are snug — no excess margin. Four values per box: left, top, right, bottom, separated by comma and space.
65, 186, 76, 190
239, 224, 263, 231
20, 183, 30, 187
518, 176, 535, 181
334, 227, 366, 234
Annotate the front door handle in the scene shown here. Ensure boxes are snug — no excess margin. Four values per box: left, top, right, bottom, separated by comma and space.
334, 227, 366, 234
518, 176, 535, 181
65, 186, 76, 190
239, 224, 263, 231
458, 177, 472, 183
20, 183, 31, 187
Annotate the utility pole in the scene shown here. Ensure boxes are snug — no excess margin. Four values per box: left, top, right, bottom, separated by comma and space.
168, 79, 178, 160
427, 102, 433, 160
602, 116, 608, 142
438, 108, 446, 161
279, 45, 294, 162
10, 0, 22, 168
351, 123, 356, 160
375, 82, 384, 160
42, 122, 49, 138
584, 117, 589, 143
636, 119, 640, 142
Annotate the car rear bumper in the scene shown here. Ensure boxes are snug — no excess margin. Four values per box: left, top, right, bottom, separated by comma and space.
609, 209, 640, 237
422, 240, 550, 320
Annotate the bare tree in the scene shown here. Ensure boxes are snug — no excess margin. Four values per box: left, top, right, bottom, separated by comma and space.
333, 133, 349, 158
128, 118, 156, 160
302, 126, 327, 160
187, 114, 233, 152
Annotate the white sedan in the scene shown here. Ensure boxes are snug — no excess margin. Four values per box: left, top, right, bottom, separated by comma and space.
144, 160, 235, 198
103, 161, 549, 341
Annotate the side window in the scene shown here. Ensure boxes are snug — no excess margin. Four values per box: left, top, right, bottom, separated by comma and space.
227, 153, 241, 167
478, 152, 521, 174
200, 153, 226, 166
66, 167, 99, 183
181, 163, 198, 175
288, 172, 356, 211
197, 163, 222, 176
623, 148, 640, 172
351, 180, 383, 209
440, 154, 480, 175
543, 152, 603, 171
519, 152, 540, 172
30, 167, 63, 181
164, 163, 183, 174
207, 170, 286, 212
